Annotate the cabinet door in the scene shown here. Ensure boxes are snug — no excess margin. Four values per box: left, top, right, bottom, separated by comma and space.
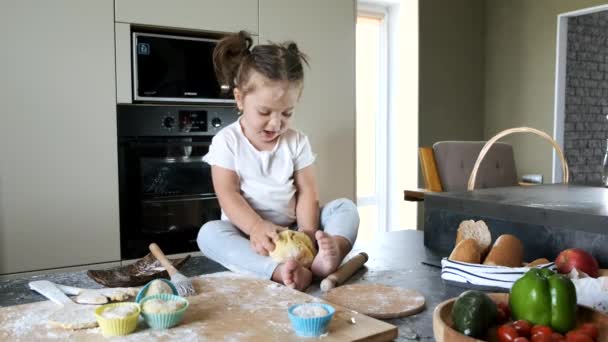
0, 0, 120, 274
115, 0, 258, 34
259, 0, 356, 203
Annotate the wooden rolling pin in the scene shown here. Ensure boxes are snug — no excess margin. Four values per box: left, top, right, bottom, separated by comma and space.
320, 252, 368, 291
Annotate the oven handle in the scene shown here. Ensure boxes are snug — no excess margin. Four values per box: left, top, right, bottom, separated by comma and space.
142, 194, 218, 204
129, 141, 212, 148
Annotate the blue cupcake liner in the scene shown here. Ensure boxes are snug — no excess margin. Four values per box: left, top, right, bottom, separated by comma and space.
136, 279, 179, 303
288, 303, 335, 337
140, 293, 189, 329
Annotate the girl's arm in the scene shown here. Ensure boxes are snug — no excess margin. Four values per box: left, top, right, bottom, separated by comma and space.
211, 165, 280, 255
294, 165, 320, 242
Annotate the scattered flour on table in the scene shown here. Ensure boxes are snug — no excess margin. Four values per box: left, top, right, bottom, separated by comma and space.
202, 271, 258, 280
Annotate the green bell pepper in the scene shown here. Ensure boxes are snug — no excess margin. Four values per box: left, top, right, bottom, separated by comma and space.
509, 268, 577, 333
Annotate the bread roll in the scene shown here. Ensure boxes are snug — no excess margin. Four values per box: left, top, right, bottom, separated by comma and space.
527, 258, 550, 267
449, 238, 481, 263
482, 234, 524, 267
456, 220, 492, 256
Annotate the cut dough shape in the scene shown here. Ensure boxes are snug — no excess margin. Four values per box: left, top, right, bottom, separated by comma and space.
269, 230, 317, 267
145, 280, 174, 297
142, 298, 186, 314
48, 305, 99, 330
293, 305, 328, 318
70, 287, 137, 304
74, 292, 108, 305
98, 288, 138, 302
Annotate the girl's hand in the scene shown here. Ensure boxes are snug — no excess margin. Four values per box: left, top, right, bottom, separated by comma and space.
250, 220, 283, 256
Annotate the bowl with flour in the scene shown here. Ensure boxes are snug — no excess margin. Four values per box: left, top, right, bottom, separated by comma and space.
94, 302, 140, 336
288, 303, 335, 337
140, 293, 189, 329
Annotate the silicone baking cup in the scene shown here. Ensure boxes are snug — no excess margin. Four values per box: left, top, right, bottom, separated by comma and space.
94, 302, 140, 336
139, 293, 189, 329
135, 278, 179, 303
288, 303, 335, 337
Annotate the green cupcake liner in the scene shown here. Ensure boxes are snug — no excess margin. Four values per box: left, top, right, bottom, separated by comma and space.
140, 293, 189, 329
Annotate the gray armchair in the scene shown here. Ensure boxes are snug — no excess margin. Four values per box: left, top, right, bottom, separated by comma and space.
432, 141, 518, 192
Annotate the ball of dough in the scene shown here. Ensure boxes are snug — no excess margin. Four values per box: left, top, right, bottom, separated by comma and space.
145, 280, 174, 297
293, 304, 329, 318
142, 298, 186, 314
101, 304, 138, 319
269, 230, 317, 267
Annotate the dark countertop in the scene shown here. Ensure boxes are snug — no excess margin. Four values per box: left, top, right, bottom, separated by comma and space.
0, 230, 462, 341
424, 184, 608, 266
426, 184, 608, 234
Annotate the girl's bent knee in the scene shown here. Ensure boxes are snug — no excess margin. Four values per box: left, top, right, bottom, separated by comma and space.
197, 220, 222, 249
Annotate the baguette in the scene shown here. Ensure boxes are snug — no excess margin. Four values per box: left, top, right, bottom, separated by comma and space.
527, 258, 550, 267
483, 234, 524, 267
456, 220, 492, 256
448, 238, 481, 263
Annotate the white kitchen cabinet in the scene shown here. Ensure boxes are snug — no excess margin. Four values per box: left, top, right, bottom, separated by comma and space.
259, 0, 357, 203
115, 0, 258, 34
0, 0, 120, 274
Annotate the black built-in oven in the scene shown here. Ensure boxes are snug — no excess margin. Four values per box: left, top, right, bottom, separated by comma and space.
117, 104, 238, 259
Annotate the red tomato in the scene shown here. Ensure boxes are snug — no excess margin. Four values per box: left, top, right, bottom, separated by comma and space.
515, 338, 531, 342
513, 320, 532, 338
532, 325, 554, 337
565, 331, 593, 342
498, 324, 519, 342
551, 332, 565, 342
577, 323, 599, 341
497, 302, 511, 323
531, 333, 552, 342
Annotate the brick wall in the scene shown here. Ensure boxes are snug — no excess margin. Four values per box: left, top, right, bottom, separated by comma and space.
565, 13, 608, 185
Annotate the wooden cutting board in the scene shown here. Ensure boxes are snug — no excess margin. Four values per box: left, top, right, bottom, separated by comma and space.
0, 273, 397, 341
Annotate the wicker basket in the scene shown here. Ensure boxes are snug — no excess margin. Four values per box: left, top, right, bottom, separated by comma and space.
467, 127, 569, 191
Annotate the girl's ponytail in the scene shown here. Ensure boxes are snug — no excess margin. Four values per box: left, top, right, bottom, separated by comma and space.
213, 31, 309, 95
213, 31, 253, 93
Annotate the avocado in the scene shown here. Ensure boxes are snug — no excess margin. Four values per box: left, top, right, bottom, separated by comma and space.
451, 290, 498, 338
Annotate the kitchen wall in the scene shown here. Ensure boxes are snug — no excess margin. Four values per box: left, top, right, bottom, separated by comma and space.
417, 0, 485, 228
484, 0, 608, 181
0, 0, 355, 275
419, 0, 485, 148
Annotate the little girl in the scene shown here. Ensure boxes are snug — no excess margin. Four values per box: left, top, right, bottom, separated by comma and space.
197, 31, 359, 291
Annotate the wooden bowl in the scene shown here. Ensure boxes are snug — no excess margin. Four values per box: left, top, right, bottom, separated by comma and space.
433, 293, 608, 342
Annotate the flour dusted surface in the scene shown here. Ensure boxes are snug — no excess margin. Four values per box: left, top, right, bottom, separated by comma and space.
0, 272, 397, 341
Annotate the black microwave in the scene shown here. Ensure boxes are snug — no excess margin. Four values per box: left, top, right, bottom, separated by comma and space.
132, 32, 234, 104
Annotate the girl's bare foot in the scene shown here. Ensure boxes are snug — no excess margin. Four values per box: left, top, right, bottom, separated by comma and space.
272, 260, 312, 291
311, 231, 351, 278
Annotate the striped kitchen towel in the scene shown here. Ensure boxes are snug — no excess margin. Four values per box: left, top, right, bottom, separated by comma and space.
441, 258, 556, 292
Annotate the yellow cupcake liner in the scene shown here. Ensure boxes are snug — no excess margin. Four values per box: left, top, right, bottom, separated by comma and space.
95, 302, 140, 336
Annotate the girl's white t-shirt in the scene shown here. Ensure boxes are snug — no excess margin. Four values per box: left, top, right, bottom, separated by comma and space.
202, 119, 316, 226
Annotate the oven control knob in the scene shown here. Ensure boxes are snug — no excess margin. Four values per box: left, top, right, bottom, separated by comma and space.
211, 117, 222, 128
163, 116, 175, 129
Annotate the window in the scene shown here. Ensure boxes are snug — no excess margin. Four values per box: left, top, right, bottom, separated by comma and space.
356, 9, 387, 242
357, 1, 419, 238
